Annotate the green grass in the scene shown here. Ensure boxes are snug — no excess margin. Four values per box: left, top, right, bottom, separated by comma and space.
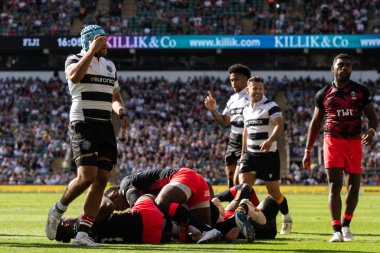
0, 193, 379, 253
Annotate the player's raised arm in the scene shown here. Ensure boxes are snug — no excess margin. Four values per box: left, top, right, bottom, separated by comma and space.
204, 90, 230, 127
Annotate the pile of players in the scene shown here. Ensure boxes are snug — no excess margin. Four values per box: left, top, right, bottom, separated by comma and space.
54, 167, 280, 245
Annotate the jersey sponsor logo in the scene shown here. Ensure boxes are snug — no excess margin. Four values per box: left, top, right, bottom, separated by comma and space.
336, 108, 353, 117
351, 91, 356, 100
230, 107, 244, 115
246, 118, 269, 126
90, 76, 115, 84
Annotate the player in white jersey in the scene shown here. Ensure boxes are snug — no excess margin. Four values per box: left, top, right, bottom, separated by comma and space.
45, 25, 129, 247
204, 64, 251, 188
239, 76, 293, 235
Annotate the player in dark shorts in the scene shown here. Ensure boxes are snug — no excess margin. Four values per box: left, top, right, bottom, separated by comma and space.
303, 53, 378, 242
204, 64, 251, 188
45, 24, 129, 247
239, 76, 292, 234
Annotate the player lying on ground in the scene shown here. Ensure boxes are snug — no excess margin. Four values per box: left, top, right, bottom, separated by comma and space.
213, 184, 280, 239
55, 193, 254, 244
100, 169, 256, 243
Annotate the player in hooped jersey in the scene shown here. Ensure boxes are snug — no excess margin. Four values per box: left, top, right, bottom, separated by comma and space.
302, 54, 378, 242
238, 76, 293, 235
204, 64, 251, 188
45, 25, 129, 246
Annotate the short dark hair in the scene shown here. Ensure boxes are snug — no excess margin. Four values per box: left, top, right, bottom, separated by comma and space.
228, 64, 251, 78
333, 54, 351, 65
104, 185, 120, 197
248, 76, 264, 84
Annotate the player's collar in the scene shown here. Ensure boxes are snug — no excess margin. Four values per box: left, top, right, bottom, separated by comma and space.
237, 88, 247, 98
79, 49, 102, 61
249, 95, 267, 109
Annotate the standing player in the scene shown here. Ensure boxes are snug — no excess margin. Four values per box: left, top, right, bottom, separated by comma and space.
204, 64, 251, 188
239, 76, 293, 235
302, 54, 378, 242
45, 25, 129, 246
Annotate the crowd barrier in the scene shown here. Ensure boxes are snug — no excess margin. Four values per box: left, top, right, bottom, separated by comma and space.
0, 185, 379, 195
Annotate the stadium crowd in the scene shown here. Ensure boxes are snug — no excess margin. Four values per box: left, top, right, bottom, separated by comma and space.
0, 74, 378, 185
1, 0, 379, 36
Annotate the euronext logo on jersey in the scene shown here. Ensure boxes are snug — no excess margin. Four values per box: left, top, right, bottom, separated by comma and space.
275, 35, 350, 48
90, 76, 115, 84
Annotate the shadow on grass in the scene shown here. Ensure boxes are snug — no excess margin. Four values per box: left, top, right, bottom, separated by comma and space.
291, 232, 380, 237
0, 234, 43, 238
289, 232, 332, 236
0, 242, 375, 253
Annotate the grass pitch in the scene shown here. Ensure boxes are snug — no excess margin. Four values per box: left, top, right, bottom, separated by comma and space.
0, 192, 379, 253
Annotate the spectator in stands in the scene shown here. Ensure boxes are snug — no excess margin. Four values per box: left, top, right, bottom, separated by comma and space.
2, 0, 377, 36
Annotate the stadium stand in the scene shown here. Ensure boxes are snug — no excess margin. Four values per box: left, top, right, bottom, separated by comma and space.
1, 0, 379, 36
0, 74, 378, 185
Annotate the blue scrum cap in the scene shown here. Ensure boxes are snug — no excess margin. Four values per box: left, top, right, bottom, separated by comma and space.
80, 25, 106, 51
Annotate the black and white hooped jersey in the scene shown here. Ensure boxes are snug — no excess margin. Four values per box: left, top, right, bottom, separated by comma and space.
242, 96, 282, 153
223, 89, 250, 146
65, 50, 120, 122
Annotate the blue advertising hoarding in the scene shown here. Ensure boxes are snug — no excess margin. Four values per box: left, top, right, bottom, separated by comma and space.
105, 34, 380, 49
1, 35, 379, 49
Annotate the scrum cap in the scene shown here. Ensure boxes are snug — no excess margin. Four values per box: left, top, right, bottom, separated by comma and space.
80, 25, 106, 51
